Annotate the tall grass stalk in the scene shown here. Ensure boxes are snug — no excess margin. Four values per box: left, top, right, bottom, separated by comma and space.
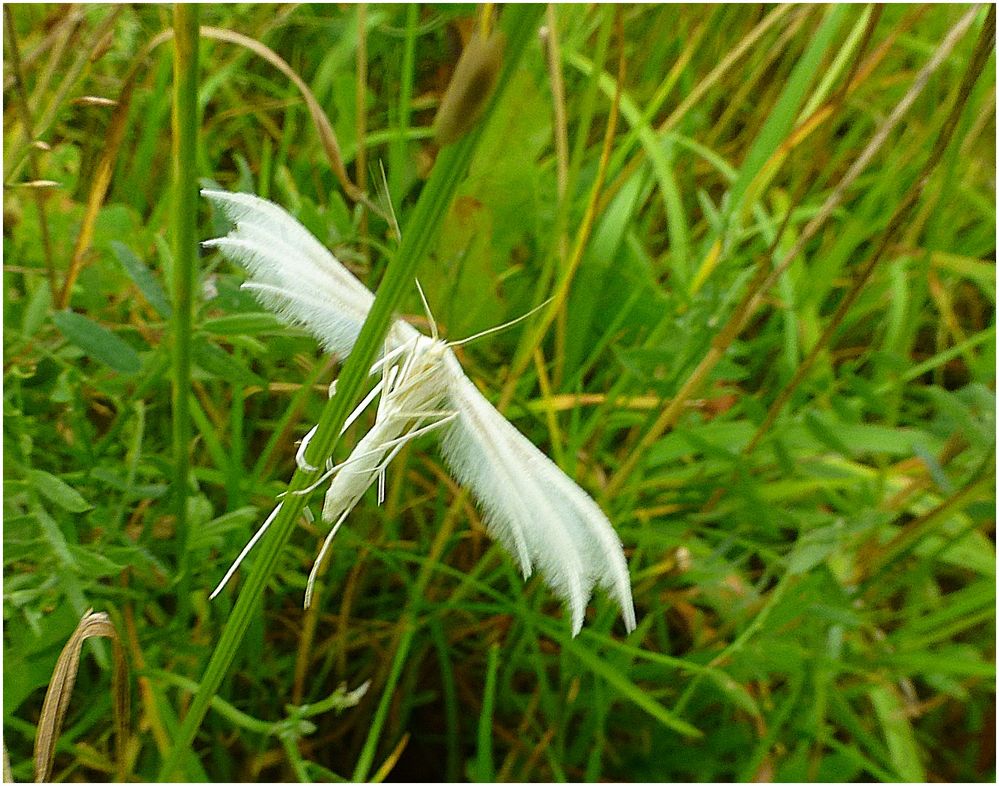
170, 4, 200, 625
160, 7, 542, 776
504, 9, 623, 407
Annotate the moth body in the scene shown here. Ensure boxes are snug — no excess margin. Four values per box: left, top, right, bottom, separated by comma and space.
322, 336, 456, 524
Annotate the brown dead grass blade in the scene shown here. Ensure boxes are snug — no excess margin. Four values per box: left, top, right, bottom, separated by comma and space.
33, 609, 129, 783
200, 26, 383, 219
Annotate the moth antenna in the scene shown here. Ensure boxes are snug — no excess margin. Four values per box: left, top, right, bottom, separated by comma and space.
414, 278, 439, 340
450, 297, 554, 348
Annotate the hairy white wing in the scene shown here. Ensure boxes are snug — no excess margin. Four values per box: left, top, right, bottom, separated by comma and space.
201, 189, 418, 359
438, 351, 636, 636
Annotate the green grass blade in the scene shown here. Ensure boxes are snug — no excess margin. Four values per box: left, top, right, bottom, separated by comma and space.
473, 643, 501, 782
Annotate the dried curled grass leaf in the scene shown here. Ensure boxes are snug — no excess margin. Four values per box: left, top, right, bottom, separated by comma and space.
33, 609, 129, 783
199, 26, 384, 220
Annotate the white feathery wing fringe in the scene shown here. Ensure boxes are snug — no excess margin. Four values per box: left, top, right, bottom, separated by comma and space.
201, 189, 419, 359
439, 351, 636, 636
201, 188, 637, 635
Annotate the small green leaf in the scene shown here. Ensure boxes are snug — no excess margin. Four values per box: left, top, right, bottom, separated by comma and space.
787, 524, 843, 575
201, 312, 284, 335
22, 283, 52, 338
193, 338, 264, 387
803, 411, 854, 456
111, 241, 173, 318
869, 683, 926, 781
52, 310, 141, 374
67, 545, 123, 577
28, 469, 92, 513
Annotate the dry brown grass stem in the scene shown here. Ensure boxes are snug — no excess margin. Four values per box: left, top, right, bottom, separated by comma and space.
544, 5, 571, 385
865, 449, 996, 583
2, 6, 83, 93
371, 732, 410, 782
4, 7, 120, 184
3, 5, 55, 293
500, 9, 626, 410
57, 74, 136, 308
122, 600, 171, 761
545, 5, 570, 206
199, 26, 382, 218
33, 609, 129, 783
534, 346, 565, 467
604, 4, 986, 500
292, 570, 324, 705
744, 5, 995, 457
545, 6, 571, 378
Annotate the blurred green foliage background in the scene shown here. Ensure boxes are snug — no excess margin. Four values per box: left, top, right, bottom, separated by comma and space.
3, 4, 995, 782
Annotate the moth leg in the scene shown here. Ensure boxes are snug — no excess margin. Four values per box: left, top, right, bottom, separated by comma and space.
393, 408, 457, 420
296, 424, 320, 472
304, 506, 352, 609
210, 501, 284, 599
368, 338, 412, 376
297, 377, 386, 472
374, 412, 461, 503
282, 421, 409, 499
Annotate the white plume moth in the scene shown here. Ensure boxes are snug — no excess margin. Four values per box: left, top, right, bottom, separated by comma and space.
202, 189, 636, 636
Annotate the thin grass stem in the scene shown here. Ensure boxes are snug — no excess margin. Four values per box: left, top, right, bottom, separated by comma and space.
598, 4, 795, 215
3, 6, 55, 294
356, 4, 369, 260
744, 7, 994, 456
4, 8, 121, 183
170, 4, 200, 625
503, 9, 625, 407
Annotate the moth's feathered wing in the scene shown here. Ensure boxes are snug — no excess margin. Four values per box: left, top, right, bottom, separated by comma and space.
440, 352, 636, 635
203, 189, 637, 635
201, 189, 418, 359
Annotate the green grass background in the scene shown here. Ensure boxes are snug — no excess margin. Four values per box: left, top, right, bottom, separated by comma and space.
3, 4, 995, 782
